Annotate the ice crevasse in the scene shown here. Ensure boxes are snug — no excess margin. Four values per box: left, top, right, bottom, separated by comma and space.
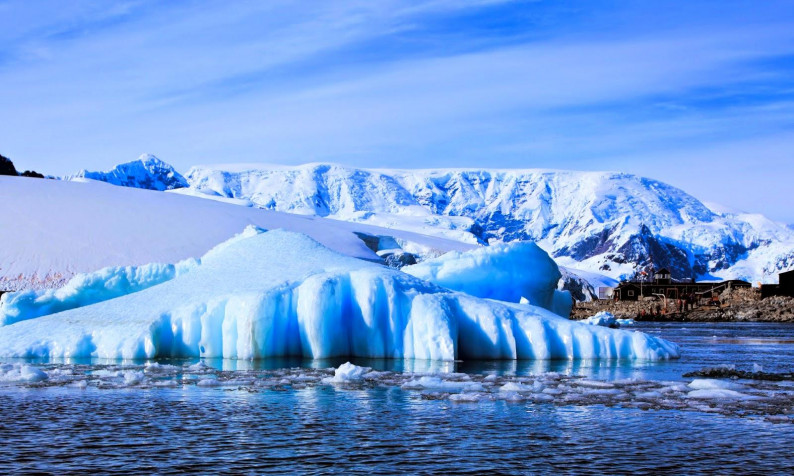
0, 228, 679, 361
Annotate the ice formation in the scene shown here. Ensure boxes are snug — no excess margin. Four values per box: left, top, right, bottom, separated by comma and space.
0, 229, 679, 361
323, 362, 370, 383
402, 241, 573, 317
0, 259, 199, 326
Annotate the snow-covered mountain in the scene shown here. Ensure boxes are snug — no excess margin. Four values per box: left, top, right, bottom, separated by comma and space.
183, 163, 794, 284
68, 153, 187, 191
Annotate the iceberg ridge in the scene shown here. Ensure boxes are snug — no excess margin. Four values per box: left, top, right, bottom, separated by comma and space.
0, 230, 679, 361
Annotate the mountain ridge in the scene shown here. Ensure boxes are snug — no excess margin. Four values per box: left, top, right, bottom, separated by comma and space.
68, 153, 188, 191
65, 158, 794, 284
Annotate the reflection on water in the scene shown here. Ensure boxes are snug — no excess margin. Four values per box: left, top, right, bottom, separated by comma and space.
1, 322, 793, 474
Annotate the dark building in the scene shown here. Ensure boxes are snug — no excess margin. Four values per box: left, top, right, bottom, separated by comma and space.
613, 274, 751, 302
761, 270, 794, 298
781, 270, 794, 294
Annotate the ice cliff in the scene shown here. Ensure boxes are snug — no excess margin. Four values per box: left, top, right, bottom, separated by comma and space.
0, 228, 678, 361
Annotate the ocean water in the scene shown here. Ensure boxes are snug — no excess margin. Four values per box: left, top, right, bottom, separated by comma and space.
1, 322, 793, 474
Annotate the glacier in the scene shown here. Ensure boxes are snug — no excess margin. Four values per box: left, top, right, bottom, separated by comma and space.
402, 241, 572, 317
0, 228, 679, 361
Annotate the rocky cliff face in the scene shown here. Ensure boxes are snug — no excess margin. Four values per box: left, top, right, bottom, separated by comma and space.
0, 154, 18, 176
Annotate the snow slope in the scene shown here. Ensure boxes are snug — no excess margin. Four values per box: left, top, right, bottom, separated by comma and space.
184, 163, 794, 283
0, 176, 474, 291
0, 228, 679, 361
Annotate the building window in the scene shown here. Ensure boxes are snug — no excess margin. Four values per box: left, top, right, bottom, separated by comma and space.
627, 290, 635, 297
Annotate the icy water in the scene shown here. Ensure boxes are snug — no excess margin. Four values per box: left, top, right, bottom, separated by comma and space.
1, 322, 793, 474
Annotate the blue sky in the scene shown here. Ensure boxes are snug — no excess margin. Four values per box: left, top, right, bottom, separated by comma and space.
1, 0, 793, 221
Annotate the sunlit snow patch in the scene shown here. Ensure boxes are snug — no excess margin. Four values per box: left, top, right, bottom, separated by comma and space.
0, 229, 678, 361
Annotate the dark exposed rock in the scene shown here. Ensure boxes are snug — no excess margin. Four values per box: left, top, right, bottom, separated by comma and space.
0, 154, 18, 176
558, 268, 598, 301
683, 367, 794, 381
572, 287, 794, 322
20, 170, 44, 178
383, 252, 418, 268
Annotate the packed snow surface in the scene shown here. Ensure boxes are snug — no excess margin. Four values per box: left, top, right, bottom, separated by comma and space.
0, 229, 678, 361
0, 176, 474, 290
403, 241, 572, 317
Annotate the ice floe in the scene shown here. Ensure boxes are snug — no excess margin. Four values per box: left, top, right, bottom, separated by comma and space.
0, 361, 790, 423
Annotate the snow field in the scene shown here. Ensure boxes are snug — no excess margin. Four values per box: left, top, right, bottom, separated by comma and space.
0, 229, 678, 361
0, 176, 475, 291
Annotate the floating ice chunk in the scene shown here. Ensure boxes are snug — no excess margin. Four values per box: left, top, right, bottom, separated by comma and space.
188, 361, 210, 371
449, 393, 488, 403
686, 389, 758, 400
688, 379, 746, 391
0, 229, 679, 362
323, 362, 369, 383
499, 382, 533, 392
401, 376, 485, 393
0, 363, 48, 382
1, 363, 44, 382
635, 390, 663, 399
753, 363, 764, 373
123, 371, 145, 386
584, 311, 619, 328
616, 319, 635, 326
93, 369, 123, 378
403, 241, 572, 317
576, 379, 616, 389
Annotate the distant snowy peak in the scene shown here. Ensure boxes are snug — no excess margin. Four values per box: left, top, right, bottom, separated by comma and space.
184, 163, 794, 283
69, 154, 187, 191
